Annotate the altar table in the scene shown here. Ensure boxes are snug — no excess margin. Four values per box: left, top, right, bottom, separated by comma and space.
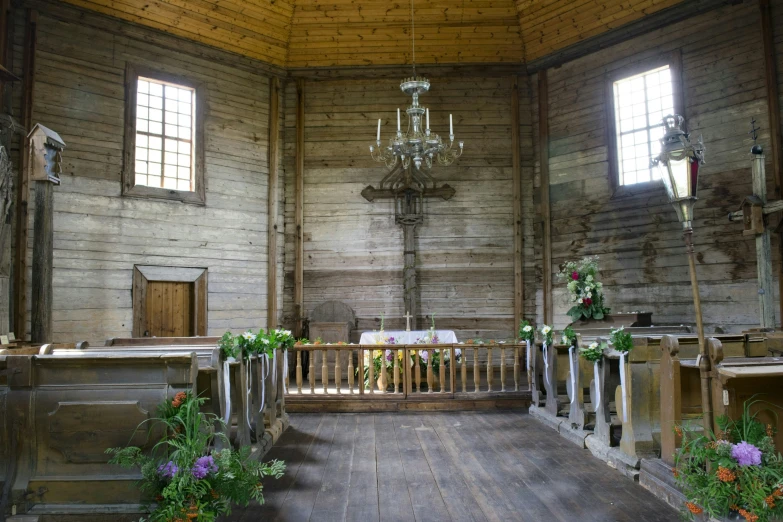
359, 330, 458, 344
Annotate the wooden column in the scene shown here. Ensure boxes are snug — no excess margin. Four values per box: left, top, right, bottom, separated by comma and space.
31, 180, 53, 342
294, 79, 305, 337
13, 9, 36, 339
511, 75, 523, 330
266, 77, 280, 329
402, 222, 418, 331
538, 70, 553, 324
759, 0, 783, 325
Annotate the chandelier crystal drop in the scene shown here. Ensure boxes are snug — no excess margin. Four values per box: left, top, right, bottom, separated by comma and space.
369, 0, 464, 171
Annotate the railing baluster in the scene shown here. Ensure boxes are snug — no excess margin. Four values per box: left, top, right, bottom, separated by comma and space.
426, 349, 434, 393
415, 350, 421, 393
359, 348, 365, 395
322, 349, 328, 394
450, 346, 456, 393
348, 349, 355, 394
335, 349, 342, 394
369, 349, 375, 395
514, 344, 520, 391
309, 349, 315, 394
501, 346, 506, 392
473, 347, 480, 392
393, 348, 400, 393
406, 348, 413, 394
439, 348, 446, 393
461, 349, 467, 392
296, 351, 303, 394
380, 350, 388, 393
487, 346, 493, 392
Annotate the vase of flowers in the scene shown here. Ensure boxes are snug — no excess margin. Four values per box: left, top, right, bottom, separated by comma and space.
674, 398, 783, 522
107, 392, 285, 521
557, 256, 610, 322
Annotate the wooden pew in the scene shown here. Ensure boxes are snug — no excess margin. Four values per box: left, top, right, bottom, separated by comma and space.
3, 352, 197, 514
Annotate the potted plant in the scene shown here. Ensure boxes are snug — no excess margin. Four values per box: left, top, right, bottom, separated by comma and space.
674, 398, 783, 522
107, 392, 284, 521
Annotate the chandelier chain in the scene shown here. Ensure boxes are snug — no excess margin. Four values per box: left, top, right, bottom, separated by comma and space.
411, 0, 415, 77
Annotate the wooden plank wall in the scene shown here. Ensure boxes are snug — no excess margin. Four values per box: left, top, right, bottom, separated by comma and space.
283, 75, 535, 340
14, 3, 281, 344
535, 1, 780, 332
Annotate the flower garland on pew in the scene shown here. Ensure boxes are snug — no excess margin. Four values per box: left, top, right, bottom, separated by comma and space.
539, 324, 554, 389
579, 340, 607, 413
610, 326, 633, 423
674, 397, 783, 522
107, 392, 285, 522
557, 256, 610, 322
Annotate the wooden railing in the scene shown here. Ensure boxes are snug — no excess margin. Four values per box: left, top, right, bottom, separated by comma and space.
286, 343, 528, 399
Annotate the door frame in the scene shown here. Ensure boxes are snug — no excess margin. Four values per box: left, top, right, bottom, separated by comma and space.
132, 265, 208, 337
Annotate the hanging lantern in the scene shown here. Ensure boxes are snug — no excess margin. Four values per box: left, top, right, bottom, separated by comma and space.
652, 115, 705, 227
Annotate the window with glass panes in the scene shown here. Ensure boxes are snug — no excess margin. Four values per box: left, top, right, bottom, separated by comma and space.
612, 65, 674, 186
135, 78, 195, 192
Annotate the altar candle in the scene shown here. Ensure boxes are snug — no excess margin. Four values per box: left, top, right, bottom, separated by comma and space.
449, 114, 453, 136
377, 118, 381, 141
426, 109, 430, 130
397, 109, 401, 132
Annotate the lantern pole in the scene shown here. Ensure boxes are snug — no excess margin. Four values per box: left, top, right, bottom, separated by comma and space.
653, 115, 712, 434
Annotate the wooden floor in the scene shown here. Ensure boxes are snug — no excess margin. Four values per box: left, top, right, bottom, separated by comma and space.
226, 412, 678, 522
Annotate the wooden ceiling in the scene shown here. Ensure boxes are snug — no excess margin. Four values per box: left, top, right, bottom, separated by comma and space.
61, 0, 687, 67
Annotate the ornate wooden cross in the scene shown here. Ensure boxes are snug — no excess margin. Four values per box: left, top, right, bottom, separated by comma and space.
362, 164, 455, 330
729, 120, 783, 328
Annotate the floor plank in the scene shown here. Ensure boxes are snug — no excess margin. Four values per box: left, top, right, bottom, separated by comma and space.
227, 411, 679, 522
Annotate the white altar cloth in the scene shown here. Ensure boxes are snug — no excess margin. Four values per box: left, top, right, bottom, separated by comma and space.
359, 330, 458, 345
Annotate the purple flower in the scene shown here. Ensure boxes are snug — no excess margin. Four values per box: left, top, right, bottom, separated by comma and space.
385, 349, 393, 362
386, 337, 396, 345
191, 455, 218, 479
157, 461, 178, 479
432, 335, 440, 344
731, 441, 762, 466
419, 350, 429, 362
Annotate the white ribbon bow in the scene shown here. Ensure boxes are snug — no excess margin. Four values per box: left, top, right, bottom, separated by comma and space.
543, 342, 550, 389
593, 361, 601, 413
222, 358, 234, 425
619, 351, 628, 423
568, 346, 576, 405
526, 339, 531, 371
259, 354, 269, 414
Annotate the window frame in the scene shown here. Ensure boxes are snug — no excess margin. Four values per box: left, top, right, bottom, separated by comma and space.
605, 50, 685, 196
123, 64, 206, 205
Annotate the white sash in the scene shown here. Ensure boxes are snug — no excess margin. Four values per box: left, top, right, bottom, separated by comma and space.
526, 339, 531, 370
568, 346, 576, 404
593, 361, 601, 413
258, 354, 270, 414
245, 360, 252, 430
543, 342, 550, 389
222, 358, 234, 425
283, 350, 288, 394
619, 352, 628, 422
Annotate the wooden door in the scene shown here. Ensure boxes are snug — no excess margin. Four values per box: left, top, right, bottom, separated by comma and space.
144, 281, 194, 337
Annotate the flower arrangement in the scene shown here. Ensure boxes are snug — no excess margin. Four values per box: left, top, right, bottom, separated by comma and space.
557, 256, 610, 322
539, 324, 553, 346
674, 398, 783, 522
561, 326, 577, 347
579, 341, 606, 362
107, 392, 285, 521
610, 326, 633, 353
416, 348, 462, 374
518, 321, 535, 344
218, 329, 293, 360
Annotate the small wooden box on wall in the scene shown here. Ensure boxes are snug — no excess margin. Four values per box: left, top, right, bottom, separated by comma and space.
28, 123, 65, 185
739, 195, 764, 236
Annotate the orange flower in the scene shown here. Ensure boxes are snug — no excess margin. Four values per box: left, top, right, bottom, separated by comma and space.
717, 466, 736, 482
767, 424, 774, 437
672, 467, 679, 478
765, 495, 776, 508
685, 502, 703, 515
171, 391, 187, 408
210, 489, 219, 499
775, 488, 783, 497
738, 508, 759, 522
674, 426, 683, 437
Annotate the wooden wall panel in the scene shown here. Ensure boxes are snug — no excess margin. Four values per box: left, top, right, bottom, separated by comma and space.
538, 1, 779, 332
21, 7, 276, 344
283, 75, 528, 339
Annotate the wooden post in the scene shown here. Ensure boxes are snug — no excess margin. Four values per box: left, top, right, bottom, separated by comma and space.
538, 70, 553, 324
14, 9, 36, 340
511, 75, 523, 331
294, 79, 305, 337
751, 152, 776, 328
402, 222, 418, 331
266, 77, 280, 329
30, 180, 52, 342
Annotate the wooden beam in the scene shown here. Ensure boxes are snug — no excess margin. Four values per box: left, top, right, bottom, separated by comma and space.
30, 181, 53, 343
267, 77, 280, 330
288, 63, 524, 80
511, 74, 523, 331
294, 78, 305, 337
525, 0, 739, 73
759, 0, 783, 328
0, 0, 12, 114
539, 70, 553, 325
13, 9, 36, 340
